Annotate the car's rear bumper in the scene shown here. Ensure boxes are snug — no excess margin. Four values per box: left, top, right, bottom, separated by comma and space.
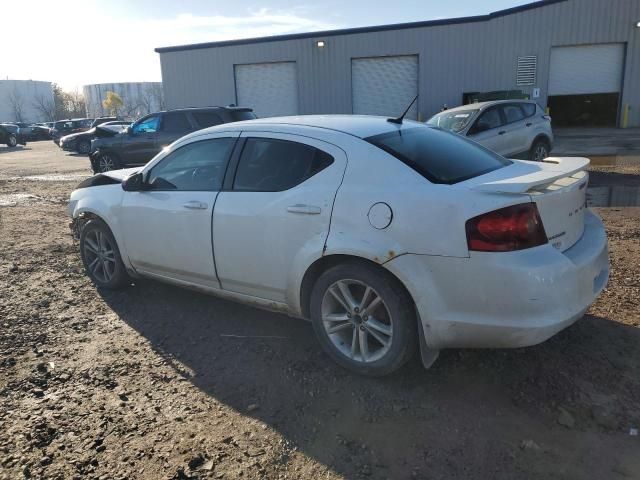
385, 209, 608, 349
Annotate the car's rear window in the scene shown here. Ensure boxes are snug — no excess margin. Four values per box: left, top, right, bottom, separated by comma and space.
365, 126, 511, 184
227, 110, 257, 122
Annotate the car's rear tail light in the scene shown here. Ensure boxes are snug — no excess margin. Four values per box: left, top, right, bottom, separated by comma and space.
466, 203, 547, 252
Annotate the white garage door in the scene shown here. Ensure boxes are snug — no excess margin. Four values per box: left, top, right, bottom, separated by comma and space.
235, 62, 299, 118
548, 44, 625, 95
352, 55, 419, 120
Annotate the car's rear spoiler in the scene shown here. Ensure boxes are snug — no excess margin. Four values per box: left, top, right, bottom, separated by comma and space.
472, 157, 590, 194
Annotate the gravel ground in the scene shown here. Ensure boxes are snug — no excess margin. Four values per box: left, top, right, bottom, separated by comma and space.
1, 142, 639, 480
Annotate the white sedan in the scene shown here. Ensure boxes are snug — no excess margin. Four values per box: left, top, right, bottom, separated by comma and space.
68, 115, 609, 376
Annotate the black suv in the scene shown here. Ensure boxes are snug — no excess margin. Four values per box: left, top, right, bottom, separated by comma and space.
89, 106, 256, 173
51, 118, 93, 145
0, 124, 26, 147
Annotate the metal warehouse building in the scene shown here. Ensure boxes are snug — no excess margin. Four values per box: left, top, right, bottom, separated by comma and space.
156, 0, 640, 128
0, 80, 54, 123
83, 82, 164, 119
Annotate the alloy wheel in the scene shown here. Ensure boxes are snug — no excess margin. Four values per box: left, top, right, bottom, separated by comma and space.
321, 279, 393, 363
8, 136, 17, 147
83, 229, 116, 283
99, 155, 115, 172
534, 144, 548, 161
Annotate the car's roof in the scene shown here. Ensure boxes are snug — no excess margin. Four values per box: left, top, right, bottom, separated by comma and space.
218, 114, 422, 139
442, 99, 536, 114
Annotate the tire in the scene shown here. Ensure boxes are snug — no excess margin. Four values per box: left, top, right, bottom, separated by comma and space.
79, 219, 129, 289
310, 261, 417, 376
96, 152, 121, 172
77, 139, 91, 155
529, 138, 550, 162
6, 135, 17, 147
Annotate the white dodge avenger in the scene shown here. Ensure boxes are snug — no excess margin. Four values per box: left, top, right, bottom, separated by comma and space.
68, 115, 609, 376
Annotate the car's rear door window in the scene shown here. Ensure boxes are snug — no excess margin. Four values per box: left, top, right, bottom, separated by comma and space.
365, 126, 511, 184
233, 138, 333, 192
192, 111, 224, 129
502, 104, 526, 124
521, 103, 536, 117
161, 112, 192, 133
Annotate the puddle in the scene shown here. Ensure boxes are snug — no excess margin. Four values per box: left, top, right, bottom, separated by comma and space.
0, 193, 40, 207
589, 155, 640, 167
587, 186, 640, 207
0, 173, 89, 182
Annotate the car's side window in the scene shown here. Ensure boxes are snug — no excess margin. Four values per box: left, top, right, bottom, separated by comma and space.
502, 104, 526, 124
161, 112, 192, 134
147, 138, 235, 191
469, 107, 503, 134
133, 115, 160, 134
192, 111, 224, 129
233, 138, 334, 192
521, 103, 536, 118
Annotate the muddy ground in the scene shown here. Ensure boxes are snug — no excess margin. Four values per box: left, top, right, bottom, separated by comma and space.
1, 142, 639, 480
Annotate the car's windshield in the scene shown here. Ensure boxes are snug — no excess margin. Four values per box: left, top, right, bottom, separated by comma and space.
426, 109, 478, 132
365, 125, 511, 184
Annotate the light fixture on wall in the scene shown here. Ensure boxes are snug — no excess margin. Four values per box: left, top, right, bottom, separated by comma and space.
316, 40, 326, 48
636, 21, 640, 28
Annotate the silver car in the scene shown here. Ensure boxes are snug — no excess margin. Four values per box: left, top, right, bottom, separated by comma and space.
427, 100, 554, 161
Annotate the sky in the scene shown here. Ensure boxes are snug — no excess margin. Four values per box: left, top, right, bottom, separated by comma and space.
0, 0, 533, 91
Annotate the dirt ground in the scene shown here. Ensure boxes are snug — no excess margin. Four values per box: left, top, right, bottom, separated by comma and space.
1, 142, 639, 480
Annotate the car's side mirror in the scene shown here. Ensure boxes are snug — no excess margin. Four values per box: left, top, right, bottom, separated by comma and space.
122, 172, 145, 191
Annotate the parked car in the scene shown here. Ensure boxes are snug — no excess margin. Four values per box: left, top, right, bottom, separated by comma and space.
0, 124, 26, 147
68, 115, 609, 376
51, 118, 93, 145
60, 122, 131, 154
29, 125, 53, 141
91, 117, 124, 128
89, 106, 256, 173
427, 100, 553, 161
12, 122, 35, 139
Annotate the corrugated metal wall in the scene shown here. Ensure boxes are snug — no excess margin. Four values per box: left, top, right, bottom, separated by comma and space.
83, 82, 164, 119
158, 0, 640, 126
0, 80, 54, 123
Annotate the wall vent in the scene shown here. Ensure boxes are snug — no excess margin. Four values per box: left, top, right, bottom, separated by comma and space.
516, 55, 537, 86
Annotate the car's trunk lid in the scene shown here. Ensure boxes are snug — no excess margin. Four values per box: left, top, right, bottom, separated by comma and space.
465, 157, 590, 251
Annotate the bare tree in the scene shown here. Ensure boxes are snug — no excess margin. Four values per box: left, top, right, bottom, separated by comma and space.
151, 84, 165, 111
32, 94, 56, 122
122, 96, 145, 119
7, 88, 26, 122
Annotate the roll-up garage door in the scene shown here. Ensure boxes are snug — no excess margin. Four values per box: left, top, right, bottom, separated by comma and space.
352, 55, 419, 120
234, 62, 299, 118
547, 44, 624, 127
548, 44, 624, 95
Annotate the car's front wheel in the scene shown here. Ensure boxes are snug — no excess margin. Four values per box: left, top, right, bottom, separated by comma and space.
79, 219, 129, 289
96, 152, 121, 172
6, 135, 17, 147
310, 262, 417, 376
530, 138, 550, 162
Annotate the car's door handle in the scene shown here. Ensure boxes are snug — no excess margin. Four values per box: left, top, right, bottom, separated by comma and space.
287, 204, 321, 215
526, 122, 533, 127
498, 130, 506, 135
183, 201, 208, 210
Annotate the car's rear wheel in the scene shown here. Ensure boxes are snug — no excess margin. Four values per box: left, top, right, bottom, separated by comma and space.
530, 138, 550, 162
79, 219, 129, 289
77, 139, 91, 155
310, 262, 417, 376
6, 135, 17, 147
97, 152, 120, 172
